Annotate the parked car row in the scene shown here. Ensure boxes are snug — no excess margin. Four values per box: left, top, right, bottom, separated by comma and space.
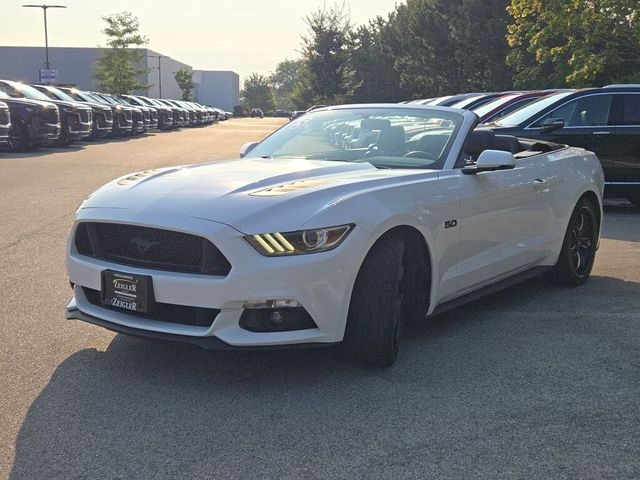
0, 79, 231, 153
402, 85, 640, 205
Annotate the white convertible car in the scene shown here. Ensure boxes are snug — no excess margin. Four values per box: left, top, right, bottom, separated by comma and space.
66, 105, 604, 366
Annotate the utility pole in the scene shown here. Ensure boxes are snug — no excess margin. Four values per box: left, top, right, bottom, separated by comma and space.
23, 4, 67, 70
148, 54, 166, 98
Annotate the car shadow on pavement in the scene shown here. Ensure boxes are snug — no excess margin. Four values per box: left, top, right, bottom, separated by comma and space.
601, 203, 640, 242
10, 274, 640, 479
0, 144, 87, 158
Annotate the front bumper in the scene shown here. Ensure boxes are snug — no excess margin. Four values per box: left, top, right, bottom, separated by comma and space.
31, 119, 60, 146
67, 111, 93, 141
66, 208, 366, 347
66, 298, 338, 351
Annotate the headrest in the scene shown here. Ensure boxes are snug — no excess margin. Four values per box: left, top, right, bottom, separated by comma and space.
376, 126, 406, 153
361, 118, 391, 130
465, 130, 495, 155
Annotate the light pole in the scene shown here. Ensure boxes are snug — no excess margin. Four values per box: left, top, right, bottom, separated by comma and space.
148, 54, 166, 98
22, 4, 67, 70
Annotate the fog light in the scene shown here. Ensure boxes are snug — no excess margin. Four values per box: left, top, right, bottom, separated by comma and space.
240, 302, 317, 332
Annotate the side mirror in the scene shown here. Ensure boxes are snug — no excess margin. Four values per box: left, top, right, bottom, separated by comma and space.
462, 150, 516, 175
539, 117, 565, 133
239, 141, 259, 158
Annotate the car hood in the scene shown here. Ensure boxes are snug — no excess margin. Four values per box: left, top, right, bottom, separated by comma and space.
44, 99, 90, 111
1, 97, 56, 109
81, 158, 437, 233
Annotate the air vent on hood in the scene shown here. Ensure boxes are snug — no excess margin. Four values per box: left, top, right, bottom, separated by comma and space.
117, 169, 161, 186
251, 179, 335, 196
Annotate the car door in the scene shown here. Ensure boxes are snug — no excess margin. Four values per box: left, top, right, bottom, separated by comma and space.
445, 153, 552, 295
526, 93, 616, 180
608, 93, 640, 184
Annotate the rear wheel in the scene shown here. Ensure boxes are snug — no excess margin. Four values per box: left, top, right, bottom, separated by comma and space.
554, 198, 599, 286
343, 233, 405, 367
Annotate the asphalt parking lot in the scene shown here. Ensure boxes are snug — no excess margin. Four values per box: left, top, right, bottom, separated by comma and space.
1, 118, 639, 479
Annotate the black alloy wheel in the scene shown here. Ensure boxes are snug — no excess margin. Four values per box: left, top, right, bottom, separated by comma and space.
554, 198, 599, 286
6, 123, 29, 152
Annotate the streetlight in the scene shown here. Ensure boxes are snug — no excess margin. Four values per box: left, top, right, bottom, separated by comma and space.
22, 4, 67, 70
148, 54, 166, 98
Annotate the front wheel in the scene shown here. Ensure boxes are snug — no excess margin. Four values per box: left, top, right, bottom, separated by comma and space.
343, 233, 405, 367
554, 198, 599, 286
6, 123, 30, 152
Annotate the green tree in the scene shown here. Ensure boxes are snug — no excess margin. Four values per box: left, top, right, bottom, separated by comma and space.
94, 12, 150, 94
241, 73, 275, 111
174, 67, 194, 100
345, 16, 407, 103
387, 0, 513, 98
507, 0, 640, 88
270, 59, 303, 109
298, 3, 352, 105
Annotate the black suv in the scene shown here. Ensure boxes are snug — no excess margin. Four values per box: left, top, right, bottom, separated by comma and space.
484, 85, 640, 206
0, 80, 91, 146
59, 88, 133, 137
0, 85, 60, 151
32, 84, 114, 139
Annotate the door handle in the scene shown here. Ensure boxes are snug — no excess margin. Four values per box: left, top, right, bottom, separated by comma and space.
593, 131, 611, 135
532, 178, 548, 189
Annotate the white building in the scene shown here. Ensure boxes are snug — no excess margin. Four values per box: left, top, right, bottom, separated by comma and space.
0, 46, 239, 109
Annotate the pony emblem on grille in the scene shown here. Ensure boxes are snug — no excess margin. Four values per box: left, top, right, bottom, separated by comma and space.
130, 236, 160, 255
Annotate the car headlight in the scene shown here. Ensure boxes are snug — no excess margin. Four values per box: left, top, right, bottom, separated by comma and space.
246, 224, 353, 256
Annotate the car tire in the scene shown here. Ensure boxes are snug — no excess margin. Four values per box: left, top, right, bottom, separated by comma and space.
554, 197, 599, 286
343, 232, 405, 367
6, 122, 30, 152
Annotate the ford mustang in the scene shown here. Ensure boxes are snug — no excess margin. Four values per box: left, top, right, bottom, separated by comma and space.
66, 105, 604, 366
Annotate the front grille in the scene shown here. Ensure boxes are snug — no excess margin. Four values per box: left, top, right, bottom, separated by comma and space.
104, 110, 113, 122
83, 287, 220, 327
43, 107, 59, 124
79, 110, 91, 123
124, 110, 132, 121
0, 107, 9, 126
143, 111, 150, 121
75, 222, 231, 276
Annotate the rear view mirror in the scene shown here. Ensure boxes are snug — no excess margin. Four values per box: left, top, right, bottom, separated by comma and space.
540, 118, 565, 133
462, 150, 516, 175
239, 142, 259, 158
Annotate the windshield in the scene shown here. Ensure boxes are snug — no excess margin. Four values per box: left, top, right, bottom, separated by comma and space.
495, 91, 574, 127
473, 94, 521, 118
3, 81, 52, 101
87, 93, 109, 104
450, 95, 485, 109
43, 86, 76, 103
143, 97, 163, 107
127, 96, 146, 106
247, 107, 463, 170
63, 89, 91, 103
93, 94, 117, 105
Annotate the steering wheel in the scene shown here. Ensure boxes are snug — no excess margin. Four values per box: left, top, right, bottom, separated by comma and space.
403, 151, 437, 160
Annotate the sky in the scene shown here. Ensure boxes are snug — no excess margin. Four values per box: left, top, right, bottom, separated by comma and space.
2, 0, 399, 81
